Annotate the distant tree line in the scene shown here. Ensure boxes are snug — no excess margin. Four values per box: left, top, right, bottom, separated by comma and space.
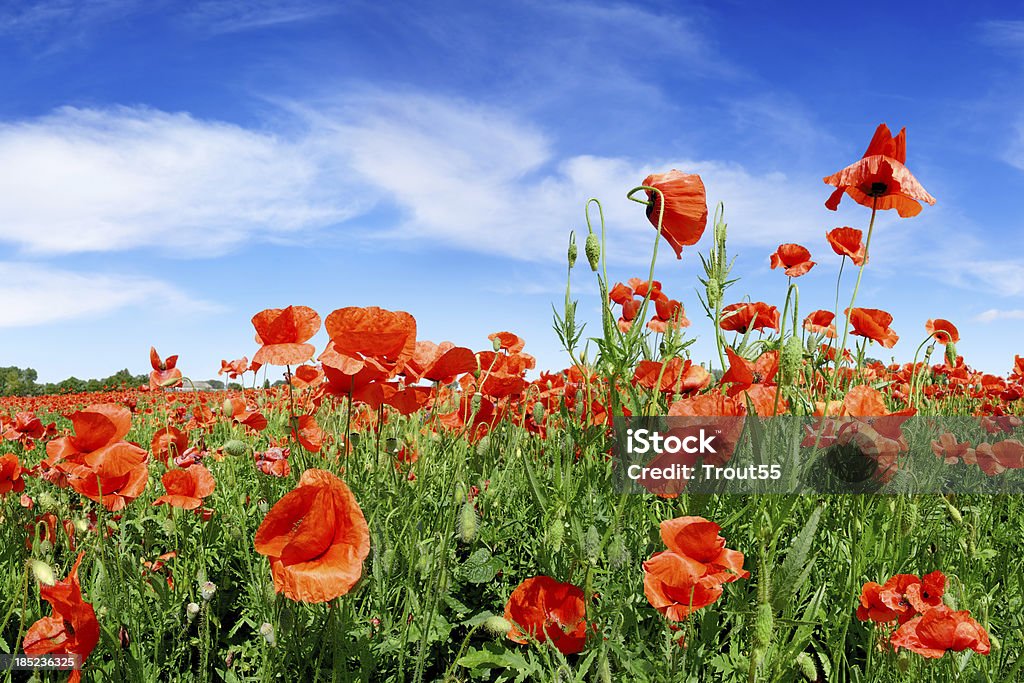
0, 366, 151, 396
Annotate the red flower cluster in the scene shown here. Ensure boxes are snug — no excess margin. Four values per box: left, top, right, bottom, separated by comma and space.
857, 571, 990, 659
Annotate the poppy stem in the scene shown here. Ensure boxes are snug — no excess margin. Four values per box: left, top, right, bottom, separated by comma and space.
828, 200, 878, 399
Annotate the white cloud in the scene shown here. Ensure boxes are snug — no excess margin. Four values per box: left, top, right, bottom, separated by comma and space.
182, 0, 342, 35
0, 262, 219, 327
0, 106, 364, 255
977, 308, 1024, 323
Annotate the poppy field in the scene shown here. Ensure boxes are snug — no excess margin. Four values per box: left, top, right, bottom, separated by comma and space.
2, 123, 1024, 682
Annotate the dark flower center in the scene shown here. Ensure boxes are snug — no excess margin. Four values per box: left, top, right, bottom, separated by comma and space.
869, 182, 888, 196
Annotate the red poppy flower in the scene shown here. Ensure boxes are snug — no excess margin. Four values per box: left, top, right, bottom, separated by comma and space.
846, 307, 899, 348
254, 469, 370, 603
891, 605, 990, 659
650, 296, 690, 333
720, 302, 780, 334
769, 244, 816, 277
925, 319, 959, 345
23, 551, 100, 683
643, 516, 748, 622
153, 464, 216, 510
0, 454, 25, 496
632, 358, 710, 395
803, 310, 837, 338
823, 123, 936, 217
826, 227, 867, 266
642, 170, 709, 259
251, 306, 322, 366
64, 442, 150, 511
46, 403, 133, 465
965, 439, 1024, 476
149, 347, 183, 390
405, 341, 477, 383
151, 426, 188, 466
488, 331, 526, 353
504, 576, 587, 654
218, 357, 249, 379
321, 306, 417, 379
931, 433, 969, 464
291, 414, 325, 453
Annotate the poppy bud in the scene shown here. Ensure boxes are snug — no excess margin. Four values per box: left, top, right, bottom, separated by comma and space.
585, 232, 601, 271
259, 622, 276, 647
598, 656, 613, 683
492, 337, 503, 352
754, 603, 774, 650
223, 439, 247, 457
349, 432, 361, 449
584, 525, 601, 564
532, 401, 545, 424
457, 501, 478, 544
475, 434, 491, 457
567, 231, 578, 269
28, 559, 56, 586
454, 481, 467, 505
896, 650, 910, 673
782, 335, 803, 382
945, 342, 957, 366
471, 393, 483, 414
943, 497, 963, 525
606, 534, 630, 569
186, 602, 200, 622
37, 491, 58, 510
482, 615, 513, 636
706, 277, 721, 308
795, 652, 817, 681
545, 516, 565, 552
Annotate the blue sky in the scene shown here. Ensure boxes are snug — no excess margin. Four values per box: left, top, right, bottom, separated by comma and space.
1, 0, 1023, 382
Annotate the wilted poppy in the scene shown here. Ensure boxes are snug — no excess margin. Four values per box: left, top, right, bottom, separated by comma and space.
149, 348, 183, 390
642, 170, 709, 259
891, 605, 990, 658
153, 464, 216, 510
823, 123, 936, 217
720, 302, 780, 334
769, 244, 816, 277
925, 319, 959, 345
504, 575, 587, 654
846, 307, 899, 348
23, 552, 100, 683
826, 227, 867, 266
254, 469, 370, 603
252, 306, 322, 366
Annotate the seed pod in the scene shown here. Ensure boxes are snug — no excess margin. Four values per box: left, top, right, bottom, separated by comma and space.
457, 501, 479, 544
567, 231, 578, 269
223, 439, 247, 457
585, 232, 601, 271
200, 581, 217, 602
259, 622, 276, 647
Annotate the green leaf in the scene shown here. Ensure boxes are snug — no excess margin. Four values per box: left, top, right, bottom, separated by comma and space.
771, 505, 822, 612
462, 548, 503, 584
457, 642, 531, 671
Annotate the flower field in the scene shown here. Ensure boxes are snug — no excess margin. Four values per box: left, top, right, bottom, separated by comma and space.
2, 123, 1024, 682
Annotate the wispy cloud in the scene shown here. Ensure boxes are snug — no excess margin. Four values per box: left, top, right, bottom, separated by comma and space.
182, 0, 342, 35
0, 262, 218, 327
976, 308, 1024, 323
0, 105, 365, 255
